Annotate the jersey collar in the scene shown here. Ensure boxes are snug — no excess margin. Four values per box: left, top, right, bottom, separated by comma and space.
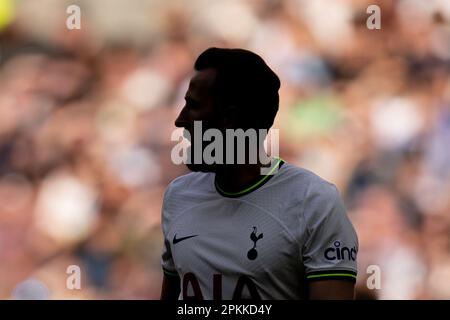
214, 158, 285, 198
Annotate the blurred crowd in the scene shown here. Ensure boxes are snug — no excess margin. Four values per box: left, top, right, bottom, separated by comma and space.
0, 0, 449, 299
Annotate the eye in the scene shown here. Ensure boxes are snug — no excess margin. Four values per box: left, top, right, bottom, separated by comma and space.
185, 97, 199, 109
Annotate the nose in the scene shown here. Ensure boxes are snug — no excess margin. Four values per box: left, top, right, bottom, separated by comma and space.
175, 106, 189, 128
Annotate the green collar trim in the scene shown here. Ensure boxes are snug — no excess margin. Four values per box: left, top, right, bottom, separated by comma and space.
215, 158, 285, 198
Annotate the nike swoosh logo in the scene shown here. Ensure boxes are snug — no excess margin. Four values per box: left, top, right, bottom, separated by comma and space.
173, 234, 198, 244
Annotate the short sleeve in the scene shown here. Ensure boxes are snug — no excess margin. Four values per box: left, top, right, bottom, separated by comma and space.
302, 185, 358, 283
160, 186, 179, 277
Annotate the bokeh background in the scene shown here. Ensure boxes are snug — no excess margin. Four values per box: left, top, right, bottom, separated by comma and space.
0, 0, 449, 299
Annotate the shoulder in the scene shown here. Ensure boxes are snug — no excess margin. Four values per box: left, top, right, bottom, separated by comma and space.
165, 171, 213, 196
275, 162, 344, 229
162, 171, 214, 217
277, 162, 339, 204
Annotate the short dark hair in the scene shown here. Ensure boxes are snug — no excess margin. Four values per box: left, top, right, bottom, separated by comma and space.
194, 47, 281, 130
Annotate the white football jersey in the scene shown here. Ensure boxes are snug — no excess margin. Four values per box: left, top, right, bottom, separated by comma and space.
161, 159, 358, 300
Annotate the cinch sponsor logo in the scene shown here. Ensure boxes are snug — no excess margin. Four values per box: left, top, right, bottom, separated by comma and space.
324, 241, 357, 261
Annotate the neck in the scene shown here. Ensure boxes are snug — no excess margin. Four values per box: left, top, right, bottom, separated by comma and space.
215, 163, 265, 193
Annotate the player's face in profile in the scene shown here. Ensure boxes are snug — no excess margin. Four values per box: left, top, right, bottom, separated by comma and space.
175, 68, 222, 172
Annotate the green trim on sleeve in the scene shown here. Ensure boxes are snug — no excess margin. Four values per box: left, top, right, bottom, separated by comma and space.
305, 270, 357, 282
307, 273, 357, 280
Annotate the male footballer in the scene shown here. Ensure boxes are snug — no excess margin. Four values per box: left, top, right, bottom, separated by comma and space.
160, 48, 358, 300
